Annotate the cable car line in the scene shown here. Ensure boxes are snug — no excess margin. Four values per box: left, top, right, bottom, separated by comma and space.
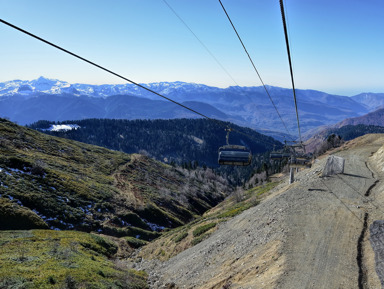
279, 0, 302, 143
0, 18, 257, 147
218, 0, 292, 139
0, 19, 213, 122
163, 0, 268, 137
162, 0, 240, 87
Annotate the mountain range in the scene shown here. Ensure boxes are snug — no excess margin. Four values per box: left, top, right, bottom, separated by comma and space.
2, 77, 384, 140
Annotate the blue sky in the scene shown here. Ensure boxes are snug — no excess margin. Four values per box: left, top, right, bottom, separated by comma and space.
1, 0, 383, 96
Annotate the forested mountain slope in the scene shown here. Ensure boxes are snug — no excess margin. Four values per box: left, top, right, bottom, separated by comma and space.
29, 118, 284, 185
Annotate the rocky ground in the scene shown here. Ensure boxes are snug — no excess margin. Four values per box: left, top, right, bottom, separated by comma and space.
136, 134, 384, 289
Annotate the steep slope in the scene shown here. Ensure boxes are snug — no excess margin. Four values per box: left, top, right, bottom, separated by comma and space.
0, 118, 229, 237
137, 135, 384, 288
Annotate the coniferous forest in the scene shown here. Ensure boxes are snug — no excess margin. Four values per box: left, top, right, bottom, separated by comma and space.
29, 118, 285, 186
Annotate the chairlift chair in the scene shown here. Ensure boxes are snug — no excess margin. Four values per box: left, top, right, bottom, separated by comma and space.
218, 128, 252, 166
270, 144, 291, 160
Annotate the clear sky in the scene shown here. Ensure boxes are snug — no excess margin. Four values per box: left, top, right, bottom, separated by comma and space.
1, 0, 383, 96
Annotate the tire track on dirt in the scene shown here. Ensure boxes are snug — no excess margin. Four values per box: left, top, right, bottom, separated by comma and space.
357, 212, 369, 289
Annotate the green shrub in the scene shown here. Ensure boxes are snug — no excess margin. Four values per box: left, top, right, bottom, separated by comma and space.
64, 275, 76, 289
80, 234, 118, 257
217, 203, 253, 219
47, 276, 57, 284
192, 222, 216, 237
123, 237, 148, 249
174, 231, 188, 243
191, 233, 210, 246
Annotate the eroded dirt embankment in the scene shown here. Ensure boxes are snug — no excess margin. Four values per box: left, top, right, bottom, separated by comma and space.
137, 134, 384, 289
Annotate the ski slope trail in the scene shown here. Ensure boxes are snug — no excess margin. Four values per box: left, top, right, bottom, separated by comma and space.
139, 134, 384, 289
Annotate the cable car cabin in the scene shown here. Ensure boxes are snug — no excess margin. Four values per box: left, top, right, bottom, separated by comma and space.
218, 145, 252, 166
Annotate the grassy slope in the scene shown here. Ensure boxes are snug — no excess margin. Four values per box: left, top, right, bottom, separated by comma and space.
0, 118, 228, 237
0, 230, 147, 288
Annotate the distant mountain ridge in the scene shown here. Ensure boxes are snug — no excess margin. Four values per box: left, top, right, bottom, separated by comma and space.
335, 107, 384, 128
304, 107, 384, 153
0, 76, 220, 99
1, 77, 383, 138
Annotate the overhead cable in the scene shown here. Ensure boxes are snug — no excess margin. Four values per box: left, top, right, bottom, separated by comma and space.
162, 0, 240, 86
279, 0, 302, 143
218, 0, 292, 138
163, 0, 267, 131
0, 19, 255, 141
0, 19, 213, 121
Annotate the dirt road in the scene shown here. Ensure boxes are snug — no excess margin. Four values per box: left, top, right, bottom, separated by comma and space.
139, 134, 384, 288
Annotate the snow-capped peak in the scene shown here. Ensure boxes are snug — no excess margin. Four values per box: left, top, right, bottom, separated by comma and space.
0, 77, 216, 99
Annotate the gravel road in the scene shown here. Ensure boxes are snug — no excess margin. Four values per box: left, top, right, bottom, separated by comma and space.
138, 134, 384, 289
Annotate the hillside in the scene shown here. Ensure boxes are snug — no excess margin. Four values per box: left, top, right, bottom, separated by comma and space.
28, 118, 282, 167
0, 118, 230, 236
0, 230, 148, 288
335, 107, 384, 128
351, 93, 384, 111
136, 134, 384, 288
304, 107, 384, 153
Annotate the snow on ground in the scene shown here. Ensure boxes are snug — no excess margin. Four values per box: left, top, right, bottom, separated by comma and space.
48, 124, 80, 132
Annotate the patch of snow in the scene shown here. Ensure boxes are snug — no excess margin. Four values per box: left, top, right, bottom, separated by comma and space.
8, 168, 31, 175
143, 219, 165, 231
47, 124, 80, 132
